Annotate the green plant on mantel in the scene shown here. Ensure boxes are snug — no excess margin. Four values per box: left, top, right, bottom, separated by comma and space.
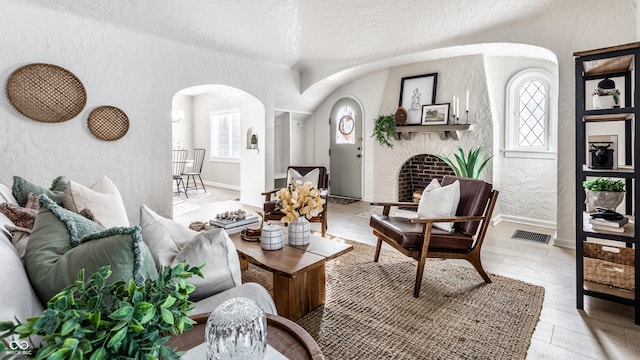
436, 146, 493, 179
0, 263, 203, 360
372, 114, 395, 148
583, 178, 625, 192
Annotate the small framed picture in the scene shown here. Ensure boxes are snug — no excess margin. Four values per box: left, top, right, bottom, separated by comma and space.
421, 103, 449, 125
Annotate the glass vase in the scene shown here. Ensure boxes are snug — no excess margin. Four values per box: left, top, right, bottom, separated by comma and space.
205, 297, 267, 360
288, 216, 310, 245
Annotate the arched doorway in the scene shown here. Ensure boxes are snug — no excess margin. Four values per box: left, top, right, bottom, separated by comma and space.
171, 84, 266, 207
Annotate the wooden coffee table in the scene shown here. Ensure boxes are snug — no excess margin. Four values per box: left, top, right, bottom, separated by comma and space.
230, 232, 353, 321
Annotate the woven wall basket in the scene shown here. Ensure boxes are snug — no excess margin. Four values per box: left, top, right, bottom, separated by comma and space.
88, 106, 129, 141
6, 63, 87, 123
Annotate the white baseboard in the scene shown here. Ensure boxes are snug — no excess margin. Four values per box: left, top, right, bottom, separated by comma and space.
202, 180, 241, 191
552, 238, 575, 249
491, 214, 556, 229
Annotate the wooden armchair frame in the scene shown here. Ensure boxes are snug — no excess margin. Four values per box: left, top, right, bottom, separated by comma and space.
370, 185, 498, 298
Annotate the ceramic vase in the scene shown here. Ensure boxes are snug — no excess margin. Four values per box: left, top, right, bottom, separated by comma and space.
593, 95, 617, 109
288, 216, 310, 245
585, 190, 624, 213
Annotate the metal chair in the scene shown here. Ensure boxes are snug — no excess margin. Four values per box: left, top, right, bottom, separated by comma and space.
183, 148, 207, 193
172, 149, 189, 198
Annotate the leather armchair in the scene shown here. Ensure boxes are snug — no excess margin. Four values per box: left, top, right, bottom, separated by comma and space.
369, 176, 499, 297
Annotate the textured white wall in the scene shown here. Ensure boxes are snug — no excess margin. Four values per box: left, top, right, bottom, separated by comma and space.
0, 1, 294, 220
171, 95, 193, 151
484, 56, 558, 227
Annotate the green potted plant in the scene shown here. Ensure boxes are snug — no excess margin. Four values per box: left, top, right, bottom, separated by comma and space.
0, 263, 203, 359
436, 146, 493, 179
592, 88, 621, 109
583, 178, 625, 212
250, 134, 258, 149
372, 114, 395, 148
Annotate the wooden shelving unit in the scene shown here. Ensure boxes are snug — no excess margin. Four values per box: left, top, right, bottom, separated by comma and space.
574, 42, 640, 325
393, 124, 474, 141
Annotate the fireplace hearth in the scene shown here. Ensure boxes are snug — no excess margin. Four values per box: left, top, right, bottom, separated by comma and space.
397, 154, 455, 203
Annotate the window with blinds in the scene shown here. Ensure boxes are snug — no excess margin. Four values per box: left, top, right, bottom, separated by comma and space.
210, 111, 241, 160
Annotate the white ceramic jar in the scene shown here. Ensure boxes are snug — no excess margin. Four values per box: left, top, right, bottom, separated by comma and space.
260, 224, 284, 250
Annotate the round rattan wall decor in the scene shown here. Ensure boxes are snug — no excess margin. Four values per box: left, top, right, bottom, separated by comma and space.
87, 106, 129, 141
6, 63, 87, 123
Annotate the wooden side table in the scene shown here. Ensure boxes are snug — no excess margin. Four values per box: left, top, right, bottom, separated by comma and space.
170, 312, 323, 360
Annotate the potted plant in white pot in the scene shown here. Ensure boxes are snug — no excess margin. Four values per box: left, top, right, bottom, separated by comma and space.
583, 178, 625, 213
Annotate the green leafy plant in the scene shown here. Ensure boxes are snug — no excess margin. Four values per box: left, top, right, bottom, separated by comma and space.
583, 178, 625, 192
371, 114, 395, 148
436, 146, 493, 179
250, 134, 258, 145
0, 263, 203, 360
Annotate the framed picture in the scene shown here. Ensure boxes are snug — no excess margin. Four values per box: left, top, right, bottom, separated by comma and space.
399, 73, 438, 124
421, 103, 449, 125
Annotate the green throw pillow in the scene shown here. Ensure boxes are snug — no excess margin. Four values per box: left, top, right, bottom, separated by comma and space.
12, 175, 68, 207
25, 206, 158, 304
38, 194, 105, 246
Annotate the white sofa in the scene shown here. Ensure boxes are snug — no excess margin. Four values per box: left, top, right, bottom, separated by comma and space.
0, 180, 276, 342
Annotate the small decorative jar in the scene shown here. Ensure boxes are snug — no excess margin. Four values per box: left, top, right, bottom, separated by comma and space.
260, 224, 283, 250
205, 297, 267, 360
288, 217, 310, 246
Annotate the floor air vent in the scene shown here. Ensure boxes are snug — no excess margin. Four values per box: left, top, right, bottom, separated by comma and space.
511, 230, 551, 244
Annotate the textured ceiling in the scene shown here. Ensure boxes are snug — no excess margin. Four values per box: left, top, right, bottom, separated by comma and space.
22, 0, 557, 72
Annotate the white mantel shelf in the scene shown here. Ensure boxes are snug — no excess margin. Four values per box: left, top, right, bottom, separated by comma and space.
393, 124, 475, 141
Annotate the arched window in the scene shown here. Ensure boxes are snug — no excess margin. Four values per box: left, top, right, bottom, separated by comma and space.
505, 69, 556, 159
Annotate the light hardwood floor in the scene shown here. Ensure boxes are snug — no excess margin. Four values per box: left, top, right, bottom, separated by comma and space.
175, 187, 640, 360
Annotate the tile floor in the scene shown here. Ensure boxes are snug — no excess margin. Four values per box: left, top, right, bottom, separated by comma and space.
174, 186, 640, 360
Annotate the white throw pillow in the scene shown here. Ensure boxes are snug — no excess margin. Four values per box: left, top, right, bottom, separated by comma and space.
417, 179, 460, 232
62, 176, 129, 228
139, 205, 242, 301
288, 168, 320, 187
139, 204, 199, 266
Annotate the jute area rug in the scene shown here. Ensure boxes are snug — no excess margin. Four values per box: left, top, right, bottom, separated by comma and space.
242, 238, 545, 360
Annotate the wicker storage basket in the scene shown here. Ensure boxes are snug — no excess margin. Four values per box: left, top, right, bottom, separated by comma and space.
583, 242, 635, 290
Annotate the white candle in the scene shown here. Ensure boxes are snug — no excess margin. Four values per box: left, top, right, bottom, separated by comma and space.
466, 91, 469, 112
452, 95, 456, 116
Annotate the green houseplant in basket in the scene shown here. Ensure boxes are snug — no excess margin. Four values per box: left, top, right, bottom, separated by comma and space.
583, 178, 625, 212
0, 263, 203, 360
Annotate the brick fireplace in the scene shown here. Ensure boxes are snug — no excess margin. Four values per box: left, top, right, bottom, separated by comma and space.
397, 154, 456, 202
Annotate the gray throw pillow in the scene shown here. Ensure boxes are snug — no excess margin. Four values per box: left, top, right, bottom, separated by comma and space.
25, 199, 157, 304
